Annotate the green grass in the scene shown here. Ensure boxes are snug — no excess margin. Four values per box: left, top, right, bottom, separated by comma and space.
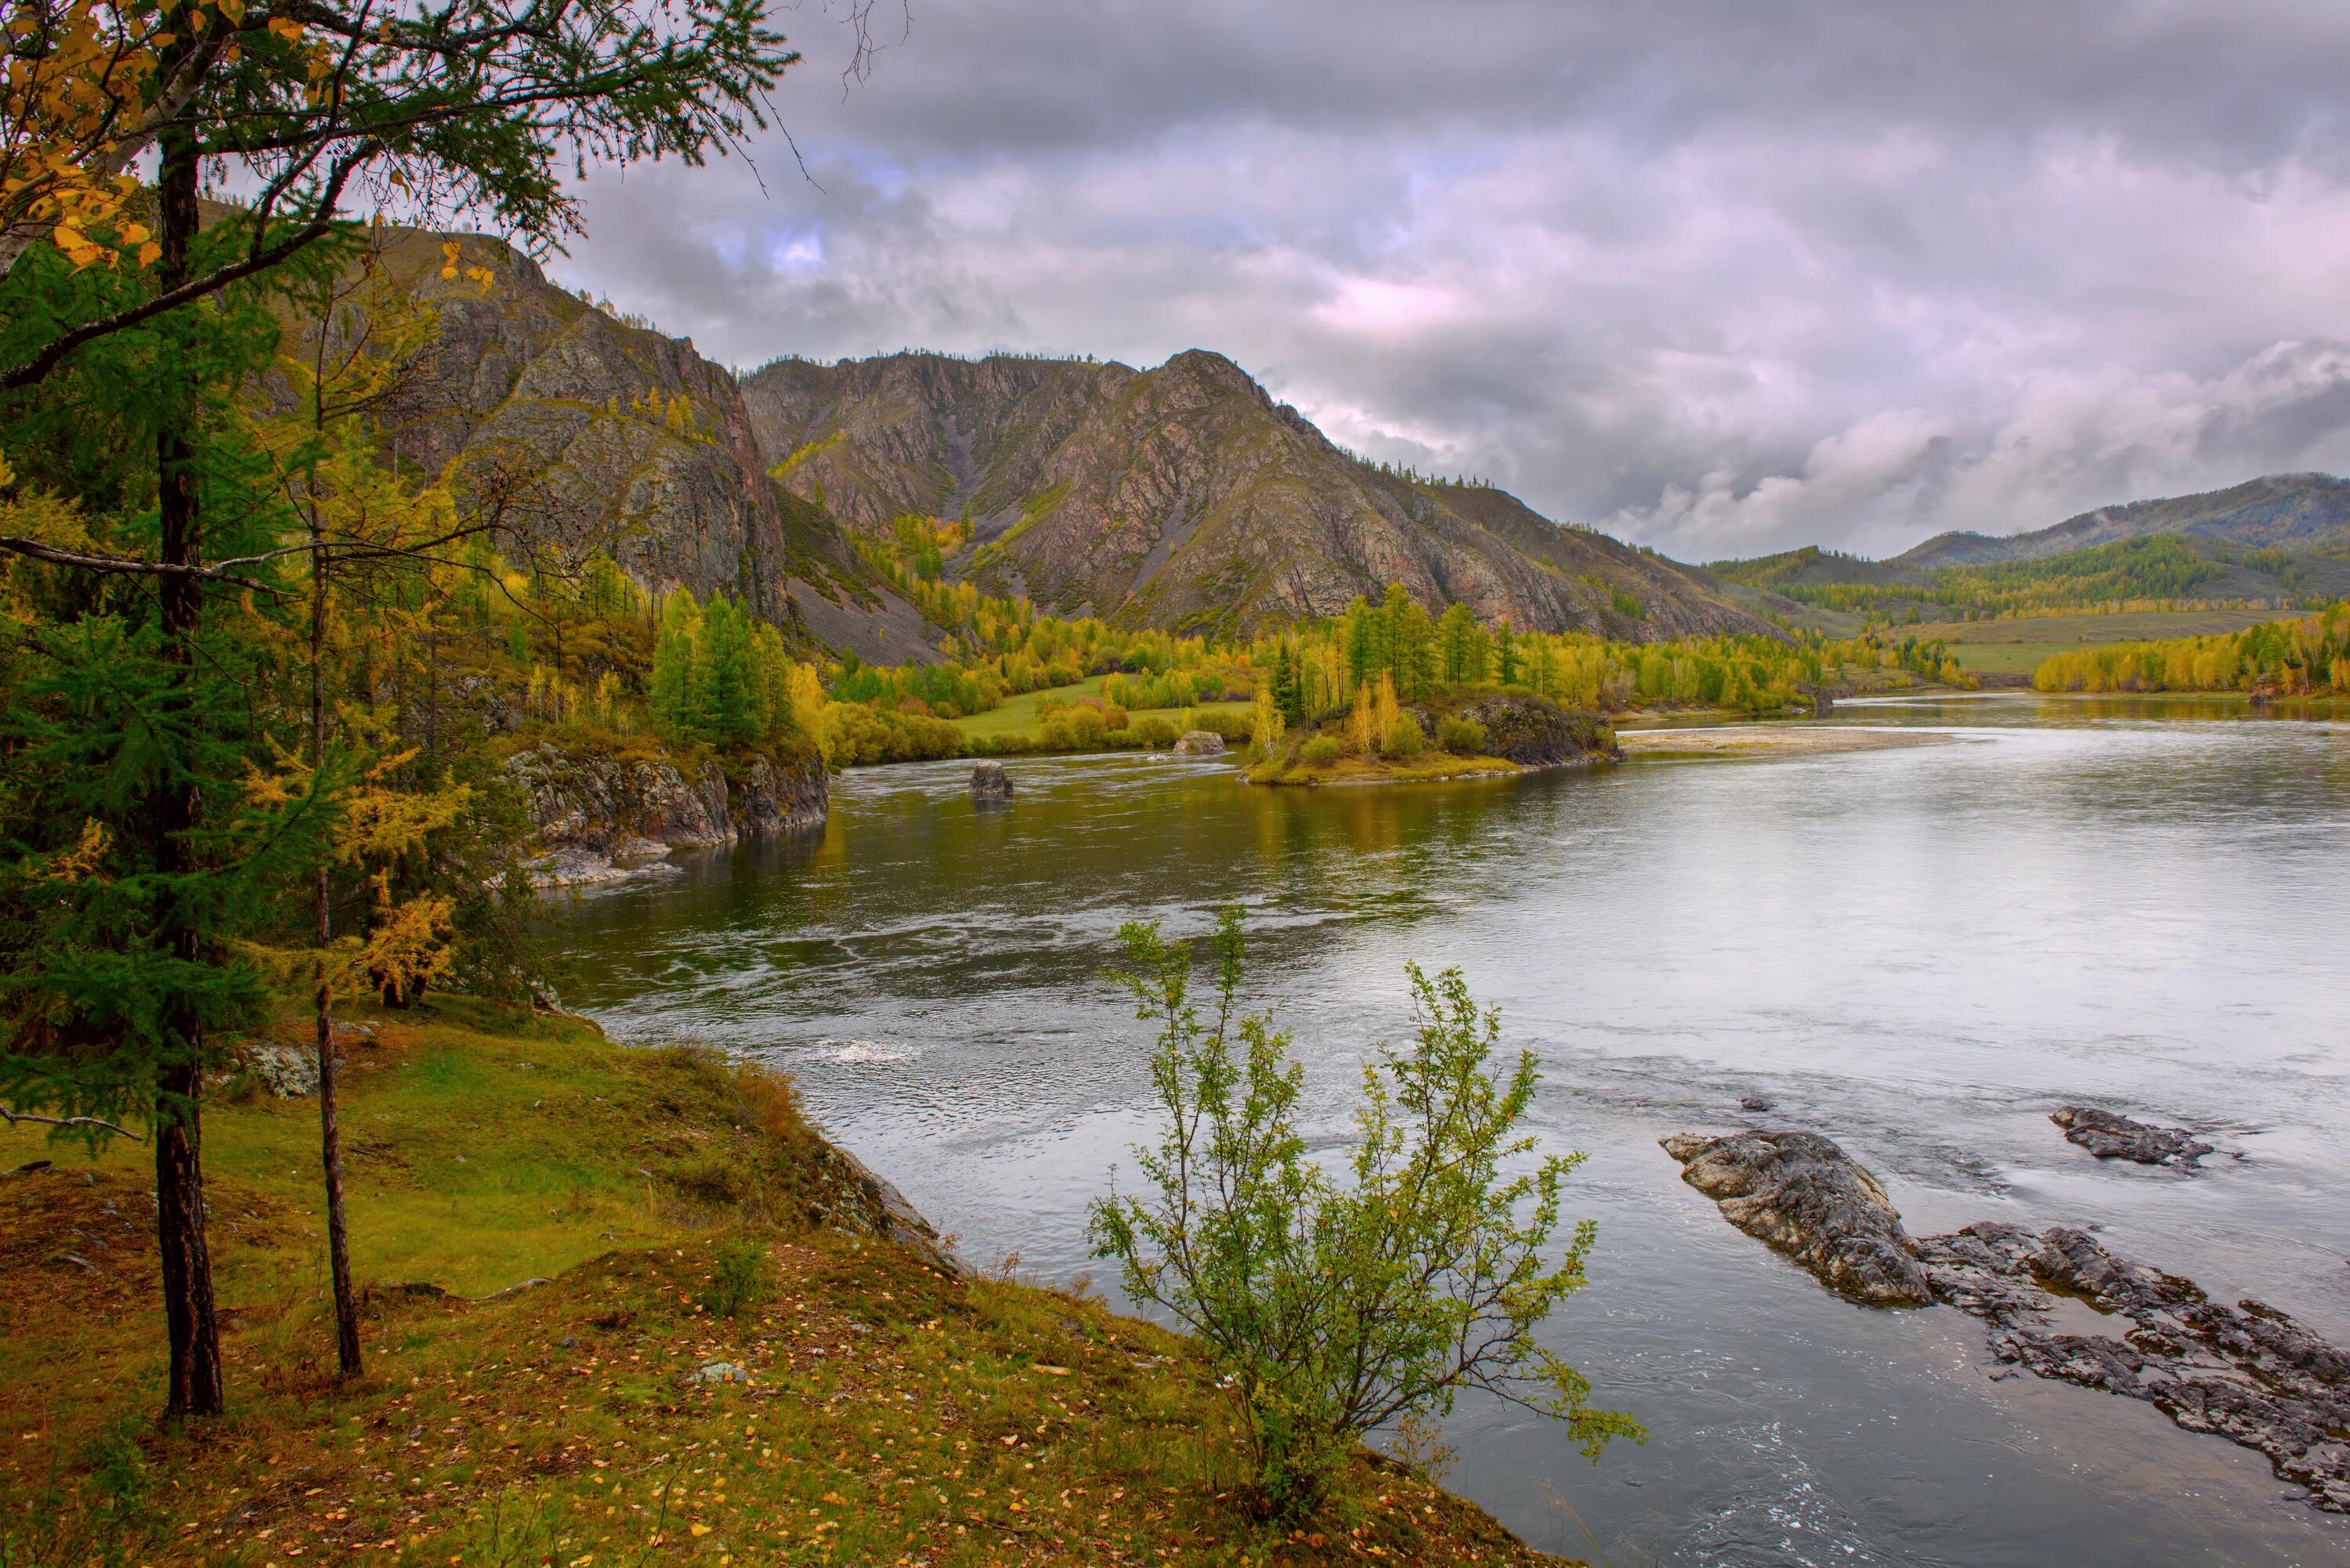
0, 1000, 1574, 1568
950, 677, 1251, 743
951, 675, 1111, 738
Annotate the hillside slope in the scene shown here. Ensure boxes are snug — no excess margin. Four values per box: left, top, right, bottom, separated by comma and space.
743, 349, 1771, 641
0, 1002, 1571, 1566
366, 231, 938, 664
1898, 473, 2350, 566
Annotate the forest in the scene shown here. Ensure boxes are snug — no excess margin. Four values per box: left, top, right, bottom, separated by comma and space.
2030, 602, 2350, 695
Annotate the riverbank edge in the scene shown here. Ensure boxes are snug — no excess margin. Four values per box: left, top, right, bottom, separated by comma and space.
0, 999, 1579, 1567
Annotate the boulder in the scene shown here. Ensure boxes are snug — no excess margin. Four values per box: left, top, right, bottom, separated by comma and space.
1661, 1129, 1932, 1306
970, 760, 1014, 799
1172, 729, 1226, 757
241, 1041, 320, 1099
2051, 1105, 2213, 1167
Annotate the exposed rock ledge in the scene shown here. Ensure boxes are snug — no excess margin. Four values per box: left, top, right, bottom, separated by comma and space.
1661, 1130, 1931, 1306
1665, 1127, 2350, 1512
506, 742, 826, 886
2052, 1104, 2214, 1167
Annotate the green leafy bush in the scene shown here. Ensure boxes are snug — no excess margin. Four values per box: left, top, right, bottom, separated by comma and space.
1039, 703, 1109, 750
1379, 712, 1426, 761
1300, 734, 1343, 767
820, 703, 965, 766
1437, 715, 1487, 755
1130, 715, 1180, 747
1089, 909, 1641, 1521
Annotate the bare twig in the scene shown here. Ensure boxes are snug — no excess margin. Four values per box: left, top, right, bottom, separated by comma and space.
0, 1105, 144, 1141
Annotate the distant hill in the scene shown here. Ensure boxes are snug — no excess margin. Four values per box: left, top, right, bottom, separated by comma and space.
1897, 473, 2350, 567
740, 350, 1772, 641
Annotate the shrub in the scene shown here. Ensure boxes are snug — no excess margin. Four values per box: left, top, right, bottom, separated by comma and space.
1437, 715, 1488, 755
1040, 704, 1109, 750
1090, 909, 1641, 1521
703, 1240, 771, 1318
1380, 712, 1426, 761
1300, 734, 1343, 768
820, 703, 965, 766
1130, 715, 1179, 748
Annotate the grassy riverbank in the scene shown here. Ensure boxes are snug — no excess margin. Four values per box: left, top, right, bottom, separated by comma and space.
1242, 752, 1521, 786
0, 1002, 1568, 1566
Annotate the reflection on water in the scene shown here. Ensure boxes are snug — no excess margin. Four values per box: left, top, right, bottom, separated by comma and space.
548, 695, 2350, 1567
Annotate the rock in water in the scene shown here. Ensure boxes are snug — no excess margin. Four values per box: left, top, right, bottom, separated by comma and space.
1661, 1130, 1933, 1306
1914, 1223, 2350, 1512
970, 761, 1014, 799
1172, 729, 1226, 757
2051, 1105, 2214, 1167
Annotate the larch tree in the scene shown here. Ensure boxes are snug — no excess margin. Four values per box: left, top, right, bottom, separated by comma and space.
0, 0, 807, 1418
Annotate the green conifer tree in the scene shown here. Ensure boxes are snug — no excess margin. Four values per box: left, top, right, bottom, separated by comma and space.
648, 589, 702, 736
697, 593, 761, 743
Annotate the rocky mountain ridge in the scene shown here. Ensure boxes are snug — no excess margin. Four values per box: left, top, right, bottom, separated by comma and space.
364, 229, 938, 666
741, 349, 1773, 641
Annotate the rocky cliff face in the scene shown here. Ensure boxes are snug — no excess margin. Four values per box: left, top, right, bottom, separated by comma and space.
504, 743, 827, 885
360, 229, 939, 667
741, 349, 1773, 641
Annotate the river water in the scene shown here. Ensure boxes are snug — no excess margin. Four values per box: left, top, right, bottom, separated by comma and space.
547, 695, 2350, 1567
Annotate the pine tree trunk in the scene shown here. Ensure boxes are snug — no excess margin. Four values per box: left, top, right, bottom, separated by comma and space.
153, 123, 223, 1421
313, 525, 362, 1377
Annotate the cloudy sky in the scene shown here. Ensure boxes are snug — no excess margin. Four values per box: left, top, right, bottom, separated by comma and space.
554, 0, 2350, 561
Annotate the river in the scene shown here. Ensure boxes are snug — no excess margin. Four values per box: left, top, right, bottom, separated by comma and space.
546, 693, 2350, 1567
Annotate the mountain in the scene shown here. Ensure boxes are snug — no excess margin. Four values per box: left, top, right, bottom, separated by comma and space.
739, 349, 1771, 641
363, 230, 938, 665
1897, 473, 2350, 567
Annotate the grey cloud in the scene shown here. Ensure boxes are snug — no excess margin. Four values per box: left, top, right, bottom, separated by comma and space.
551, 0, 2350, 558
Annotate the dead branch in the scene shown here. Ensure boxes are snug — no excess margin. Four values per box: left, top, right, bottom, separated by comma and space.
0, 1105, 144, 1140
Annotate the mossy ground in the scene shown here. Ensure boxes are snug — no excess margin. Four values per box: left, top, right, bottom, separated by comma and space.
0, 1000, 1567, 1566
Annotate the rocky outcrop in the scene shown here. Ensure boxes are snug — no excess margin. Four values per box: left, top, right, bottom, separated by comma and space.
505, 742, 826, 885
2051, 1105, 2214, 1167
1668, 1125, 2350, 1512
1441, 694, 1617, 768
1661, 1130, 1933, 1306
821, 1143, 968, 1279
741, 349, 1777, 642
734, 752, 830, 836
969, 761, 1013, 798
